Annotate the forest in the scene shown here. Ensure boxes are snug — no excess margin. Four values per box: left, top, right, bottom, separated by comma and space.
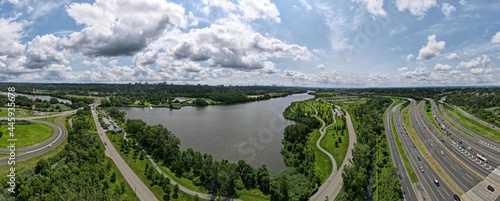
337, 97, 402, 201
444, 90, 500, 127
0, 106, 135, 200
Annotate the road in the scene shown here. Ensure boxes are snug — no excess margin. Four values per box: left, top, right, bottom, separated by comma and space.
384, 102, 417, 200
90, 104, 158, 201
442, 101, 500, 132
0, 116, 67, 165
395, 102, 455, 201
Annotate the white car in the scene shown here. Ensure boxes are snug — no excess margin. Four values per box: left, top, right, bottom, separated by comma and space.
420, 167, 424, 173
441, 150, 444, 155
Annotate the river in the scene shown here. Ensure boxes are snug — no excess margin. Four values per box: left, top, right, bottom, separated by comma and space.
0, 92, 72, 104
119, 93, 312, 175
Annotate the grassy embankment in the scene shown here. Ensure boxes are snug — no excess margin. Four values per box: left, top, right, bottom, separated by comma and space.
443, 104, 500, 143
423, 102, 450, 140
402, 104, 463, 195
0, 122, 53, 148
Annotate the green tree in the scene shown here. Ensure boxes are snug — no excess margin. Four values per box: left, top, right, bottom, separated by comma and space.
110, 172, 117, 183
173, 184, 179, 199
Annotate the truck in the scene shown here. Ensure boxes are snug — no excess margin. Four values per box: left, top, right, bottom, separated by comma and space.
474, 153, 488, 163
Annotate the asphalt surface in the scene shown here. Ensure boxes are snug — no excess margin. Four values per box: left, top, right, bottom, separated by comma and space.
0, 116, 67, 165
384, 102, 417, 201
91, 104, 158, 201
395, 102, 455, 201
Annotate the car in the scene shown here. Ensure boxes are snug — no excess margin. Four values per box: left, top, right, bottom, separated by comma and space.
434, 179, 440, 186
441, 138, 444, 142
420, 167, 424, 173
458, 141, 462, 144
104, 142, 107, 146
487, 185, 495, 192
453, 194, 461, 201
441, 150, 445, 155
417, 156, 421, 161
467, 146, 472, 151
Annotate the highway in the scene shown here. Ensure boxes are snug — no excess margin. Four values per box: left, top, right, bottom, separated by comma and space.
394, 103, 454, 201
383, 102, 417, 200
91, 104, 158, 201
0, 116, 67, 165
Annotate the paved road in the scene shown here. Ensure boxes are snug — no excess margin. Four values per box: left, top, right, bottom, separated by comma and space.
384, 102, 417, 200
442, 101, 500, 132
91, 105, 158, 201
309, 104, 338, 201
0, 116, 67, 165
310, 105, 357, 201
395, 102, 455, 201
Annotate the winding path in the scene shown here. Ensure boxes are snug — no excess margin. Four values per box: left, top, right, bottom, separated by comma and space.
309, 104, 357, 201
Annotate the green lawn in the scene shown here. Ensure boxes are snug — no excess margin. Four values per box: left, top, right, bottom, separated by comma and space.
308, 129, 332, 183
0, 108, 21, 117
108, 133, 209, 201
444, 105, 500, 143
390, 108, 418, 183
0, 122, 54, 148
64, 94, 91, 99
321, 116, 349, 169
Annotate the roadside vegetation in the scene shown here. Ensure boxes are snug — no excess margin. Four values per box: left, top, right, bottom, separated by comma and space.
0, 121, 53, 148
0, 106, 138, 200
390, 104, 418, 183
444, 89, 500, 127
337, 97, 402, 201
443, 104, 500, 142
423, 102, 449, 140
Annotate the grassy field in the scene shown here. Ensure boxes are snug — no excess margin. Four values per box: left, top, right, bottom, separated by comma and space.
423, 102, 450, 140
0, 108, 21, 116
308, 129, 333, 183
321, 116, 348, 169
64, 94, 91, 99
484, 107, 500, 115
108, 133, 210, 201
390, 108, 418, 183
403, 104, 463, 195
444, 104, 500, 143
0, 122, 54, 148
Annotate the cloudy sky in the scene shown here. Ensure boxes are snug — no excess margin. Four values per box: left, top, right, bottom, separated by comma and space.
1, 0, 499, 87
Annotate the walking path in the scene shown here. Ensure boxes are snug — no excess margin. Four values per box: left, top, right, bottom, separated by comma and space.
309, 104, 357, 201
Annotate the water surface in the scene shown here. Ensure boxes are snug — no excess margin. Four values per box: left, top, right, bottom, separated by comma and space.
119, 93, 312, 175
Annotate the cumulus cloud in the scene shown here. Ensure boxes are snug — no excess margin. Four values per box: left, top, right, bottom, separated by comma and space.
491, 32, 500, 44
398, 67, 430, 80
417, 35, 446, 60
24, 34, 68, 69
299, 0, 312, 11
441, 3, 456, 17
396, 0, 436, 17
238, 0, 281, 23
470, 68, 492, 75
59, 0, 185, 57
317, 64, 325, 70
0, 18, 26, 58
407, 54, 414, 62
446, 53, 459, 60
152, 18, 311, 70
457, 55, 492, 68
352, 0, 386, 16
434, 63, 452, 71
459, 0, 467, 6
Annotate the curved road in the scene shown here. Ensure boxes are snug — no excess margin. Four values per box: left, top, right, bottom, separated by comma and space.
310, 104, 357, 201
0, 116, 67, 165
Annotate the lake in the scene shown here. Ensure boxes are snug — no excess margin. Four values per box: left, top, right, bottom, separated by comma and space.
0, 92, 72, 104
119, 93, 312, 175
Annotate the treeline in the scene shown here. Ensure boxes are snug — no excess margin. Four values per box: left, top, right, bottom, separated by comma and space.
124, 119, 271, 197
272, 102, 323, 200
338, 97, 402, 201
0, 106, 135, 200
0, 94, 91, 111
445, 92, 500, 127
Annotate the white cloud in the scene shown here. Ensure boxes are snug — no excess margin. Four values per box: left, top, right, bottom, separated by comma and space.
24, 34, 68, 69
470, 68, 492, 75
407, 54, 414, 62
317, 64, 325, 70
352, 0, 386, 16
417, 35, 446, 60
441, 3, 456, 17
457, 55, 492, 68
60, 0, 186, 57
491, 32, 500, 44
238, 0, 281, 23
459, 0, 467, 6
398, 66, 430, 79
0, 18, 25, 58
299, 0, 312, 11
396, 0, 436, 17
434, 63, 452, 71
446, 53, 459, 60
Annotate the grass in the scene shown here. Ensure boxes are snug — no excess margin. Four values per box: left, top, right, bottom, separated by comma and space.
437, 105, 474, 139
0, 108, 21, 116
0, 122, 54, 148
108, 133, 209, 201
443, 104, 500, 143
402, 104, 463, 195
423, 102, 450, 140
321, 116, 348, 169
484, 106, 500, 115
390, 107, 418, 183
64, 94, 90, 99
37, 116, 58, 125
308, 129, 333, 183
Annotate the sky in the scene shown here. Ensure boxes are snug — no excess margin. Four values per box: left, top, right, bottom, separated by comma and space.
0, 0, 499, 87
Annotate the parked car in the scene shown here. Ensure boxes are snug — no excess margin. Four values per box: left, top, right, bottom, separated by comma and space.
434, 179, 440, 186
453, 194, 461, 201
487, 185, 495, 192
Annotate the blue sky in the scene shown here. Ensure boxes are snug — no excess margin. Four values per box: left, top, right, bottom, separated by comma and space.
1, 0, 499, 87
